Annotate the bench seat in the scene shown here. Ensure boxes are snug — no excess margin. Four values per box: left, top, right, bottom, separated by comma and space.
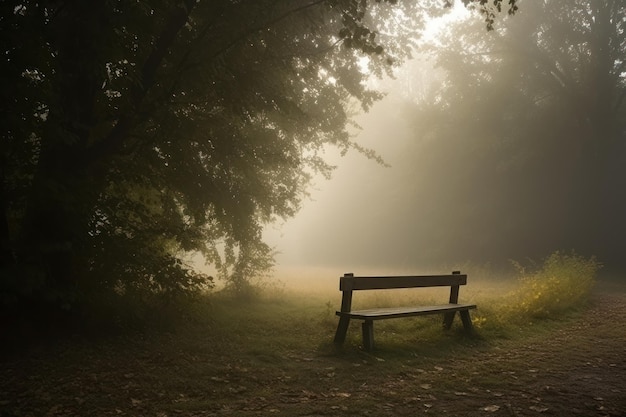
336, 303, 476, 320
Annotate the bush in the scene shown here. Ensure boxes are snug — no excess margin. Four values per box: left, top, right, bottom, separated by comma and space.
510, 251, 601, 319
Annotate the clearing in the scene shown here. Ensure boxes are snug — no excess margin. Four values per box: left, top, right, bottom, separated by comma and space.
1, 280, 625, 416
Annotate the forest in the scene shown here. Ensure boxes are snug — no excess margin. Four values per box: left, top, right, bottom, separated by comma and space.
2, 0, 624, 320
2, 1, 626, 416
402, 0, 626, 269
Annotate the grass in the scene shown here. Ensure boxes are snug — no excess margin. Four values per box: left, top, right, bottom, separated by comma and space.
2, 251, 618, 417
160, 251, 601, 356
131, 251, 598, 370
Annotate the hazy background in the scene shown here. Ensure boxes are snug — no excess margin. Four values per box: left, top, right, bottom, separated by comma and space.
263, 76, 501, 281
264, 0, 626, 283
264, 8, 470, 277
264, 87, 428, 270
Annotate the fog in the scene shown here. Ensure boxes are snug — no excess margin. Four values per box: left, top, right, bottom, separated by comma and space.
265, 89, 434, 270
265, 0, 626, 280
264, 79, 505, 277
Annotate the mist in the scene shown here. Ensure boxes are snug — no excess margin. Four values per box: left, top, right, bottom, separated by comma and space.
266, 0, 626, 279
265, 91, 440, 270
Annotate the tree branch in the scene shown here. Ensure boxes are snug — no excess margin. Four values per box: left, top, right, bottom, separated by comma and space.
84, 0, 197, 167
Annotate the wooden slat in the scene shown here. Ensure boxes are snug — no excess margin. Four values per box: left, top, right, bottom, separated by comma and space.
340, 274, 467, 291
336, 303, 476, 320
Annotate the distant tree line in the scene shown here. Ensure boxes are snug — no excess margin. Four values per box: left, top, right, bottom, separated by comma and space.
398, 0, 625, 270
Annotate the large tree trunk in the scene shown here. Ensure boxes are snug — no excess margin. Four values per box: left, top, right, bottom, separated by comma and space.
14, 1, 198, 309
15, 1, 110, 306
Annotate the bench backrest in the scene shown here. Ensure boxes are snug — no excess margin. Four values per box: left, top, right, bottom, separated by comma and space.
338, 271, 467, 313
340, 273, 466, 291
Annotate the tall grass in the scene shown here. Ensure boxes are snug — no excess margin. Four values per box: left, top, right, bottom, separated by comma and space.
508, 251, 601, 319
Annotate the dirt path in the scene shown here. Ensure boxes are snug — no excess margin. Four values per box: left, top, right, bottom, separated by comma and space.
217, 286, 626, 417
352, 290, 626, 416
1, 285, 625, 416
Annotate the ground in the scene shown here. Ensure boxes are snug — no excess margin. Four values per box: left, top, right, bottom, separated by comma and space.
1, 281, 625, 416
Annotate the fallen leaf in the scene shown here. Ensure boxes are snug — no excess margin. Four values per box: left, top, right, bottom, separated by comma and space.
529, 405, 549, 412
419, 384, 431, 389
482, 405, 501, 412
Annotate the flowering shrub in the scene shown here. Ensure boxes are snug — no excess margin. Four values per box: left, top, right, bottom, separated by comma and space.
511, 251, 601, 318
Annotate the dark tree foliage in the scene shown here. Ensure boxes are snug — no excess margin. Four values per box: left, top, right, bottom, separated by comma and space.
0, 0, 517, 317
405, 0, 625, 269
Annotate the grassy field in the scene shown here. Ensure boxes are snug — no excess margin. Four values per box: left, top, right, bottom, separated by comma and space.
2, 254, 625, 416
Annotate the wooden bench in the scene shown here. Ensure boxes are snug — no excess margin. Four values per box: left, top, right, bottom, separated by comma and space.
333, 271, 476, 351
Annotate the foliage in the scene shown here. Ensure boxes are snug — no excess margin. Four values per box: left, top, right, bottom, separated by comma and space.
0, 0, 410, 309
509, 251, 601, 319
457, 0, 519, 30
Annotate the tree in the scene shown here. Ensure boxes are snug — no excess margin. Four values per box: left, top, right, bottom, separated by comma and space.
0, 0, 517, 316
402, 0, 626, 268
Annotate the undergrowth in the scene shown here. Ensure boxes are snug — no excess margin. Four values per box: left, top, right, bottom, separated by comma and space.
508, 251, 600, 318
468, 251, 601, 339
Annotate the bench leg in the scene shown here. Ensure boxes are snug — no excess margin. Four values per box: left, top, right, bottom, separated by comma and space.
443, 311, 456, 330
362, 320, 374, 351
334, 316, 351, 345
459, 309, 474, 333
